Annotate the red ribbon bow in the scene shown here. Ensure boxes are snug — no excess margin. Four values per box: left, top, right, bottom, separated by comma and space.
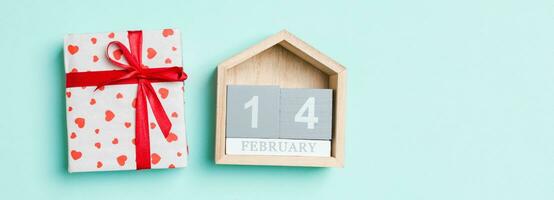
66, 30, 187, 169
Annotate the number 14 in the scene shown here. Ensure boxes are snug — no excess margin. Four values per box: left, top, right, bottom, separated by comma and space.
244, 96, 318, 129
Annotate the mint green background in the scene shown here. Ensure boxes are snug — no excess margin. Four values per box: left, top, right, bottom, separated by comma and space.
1, 0, 553, 199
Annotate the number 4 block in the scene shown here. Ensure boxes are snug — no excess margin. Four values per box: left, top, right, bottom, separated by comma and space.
280, 88, 333, 140
226, 85, 280, 138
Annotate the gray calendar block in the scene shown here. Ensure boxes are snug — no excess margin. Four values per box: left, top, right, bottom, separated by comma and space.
280, 88, 333, 140
226, 85, 280, 138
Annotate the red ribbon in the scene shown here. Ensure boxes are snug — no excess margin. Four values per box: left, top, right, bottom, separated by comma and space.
66, 30, 187, 170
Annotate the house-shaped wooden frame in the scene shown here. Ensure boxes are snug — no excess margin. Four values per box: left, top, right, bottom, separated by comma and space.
215, 30, 346, 167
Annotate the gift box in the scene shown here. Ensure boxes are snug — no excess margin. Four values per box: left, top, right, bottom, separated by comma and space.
64, 29, 188, 172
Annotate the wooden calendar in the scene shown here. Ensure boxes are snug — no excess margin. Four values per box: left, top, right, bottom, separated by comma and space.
215, 30, 346, 167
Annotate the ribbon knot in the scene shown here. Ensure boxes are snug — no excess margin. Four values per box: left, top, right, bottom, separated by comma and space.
65, 30, 187, 170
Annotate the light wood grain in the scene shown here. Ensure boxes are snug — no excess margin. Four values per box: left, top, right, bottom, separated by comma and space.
215, 66, 227, 163
218, 155, 340, 167
329, 71, 347, 167
226, 45, 329, 88
216, 30, 346, 167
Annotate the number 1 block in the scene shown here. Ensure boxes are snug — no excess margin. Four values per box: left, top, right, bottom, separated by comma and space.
280, 88, 333, 140
226, 85, 280, 138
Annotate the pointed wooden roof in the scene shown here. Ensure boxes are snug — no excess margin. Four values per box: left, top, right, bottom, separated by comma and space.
219, 30, 345, 75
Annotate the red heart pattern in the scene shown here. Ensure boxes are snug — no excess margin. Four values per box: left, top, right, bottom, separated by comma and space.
74, 117, 85, 128
116, 155, 127, 166
113, 49, 122, 60
105, 110, 115, 121
147, 48, 157, 59
65, 29, 186, 172
166, 132, 178, 143
151, 153, 161, 165
162, 29, 174, 37
67, 45, 79, 55
158, 88, 169, 99
71, 150, 82, 160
